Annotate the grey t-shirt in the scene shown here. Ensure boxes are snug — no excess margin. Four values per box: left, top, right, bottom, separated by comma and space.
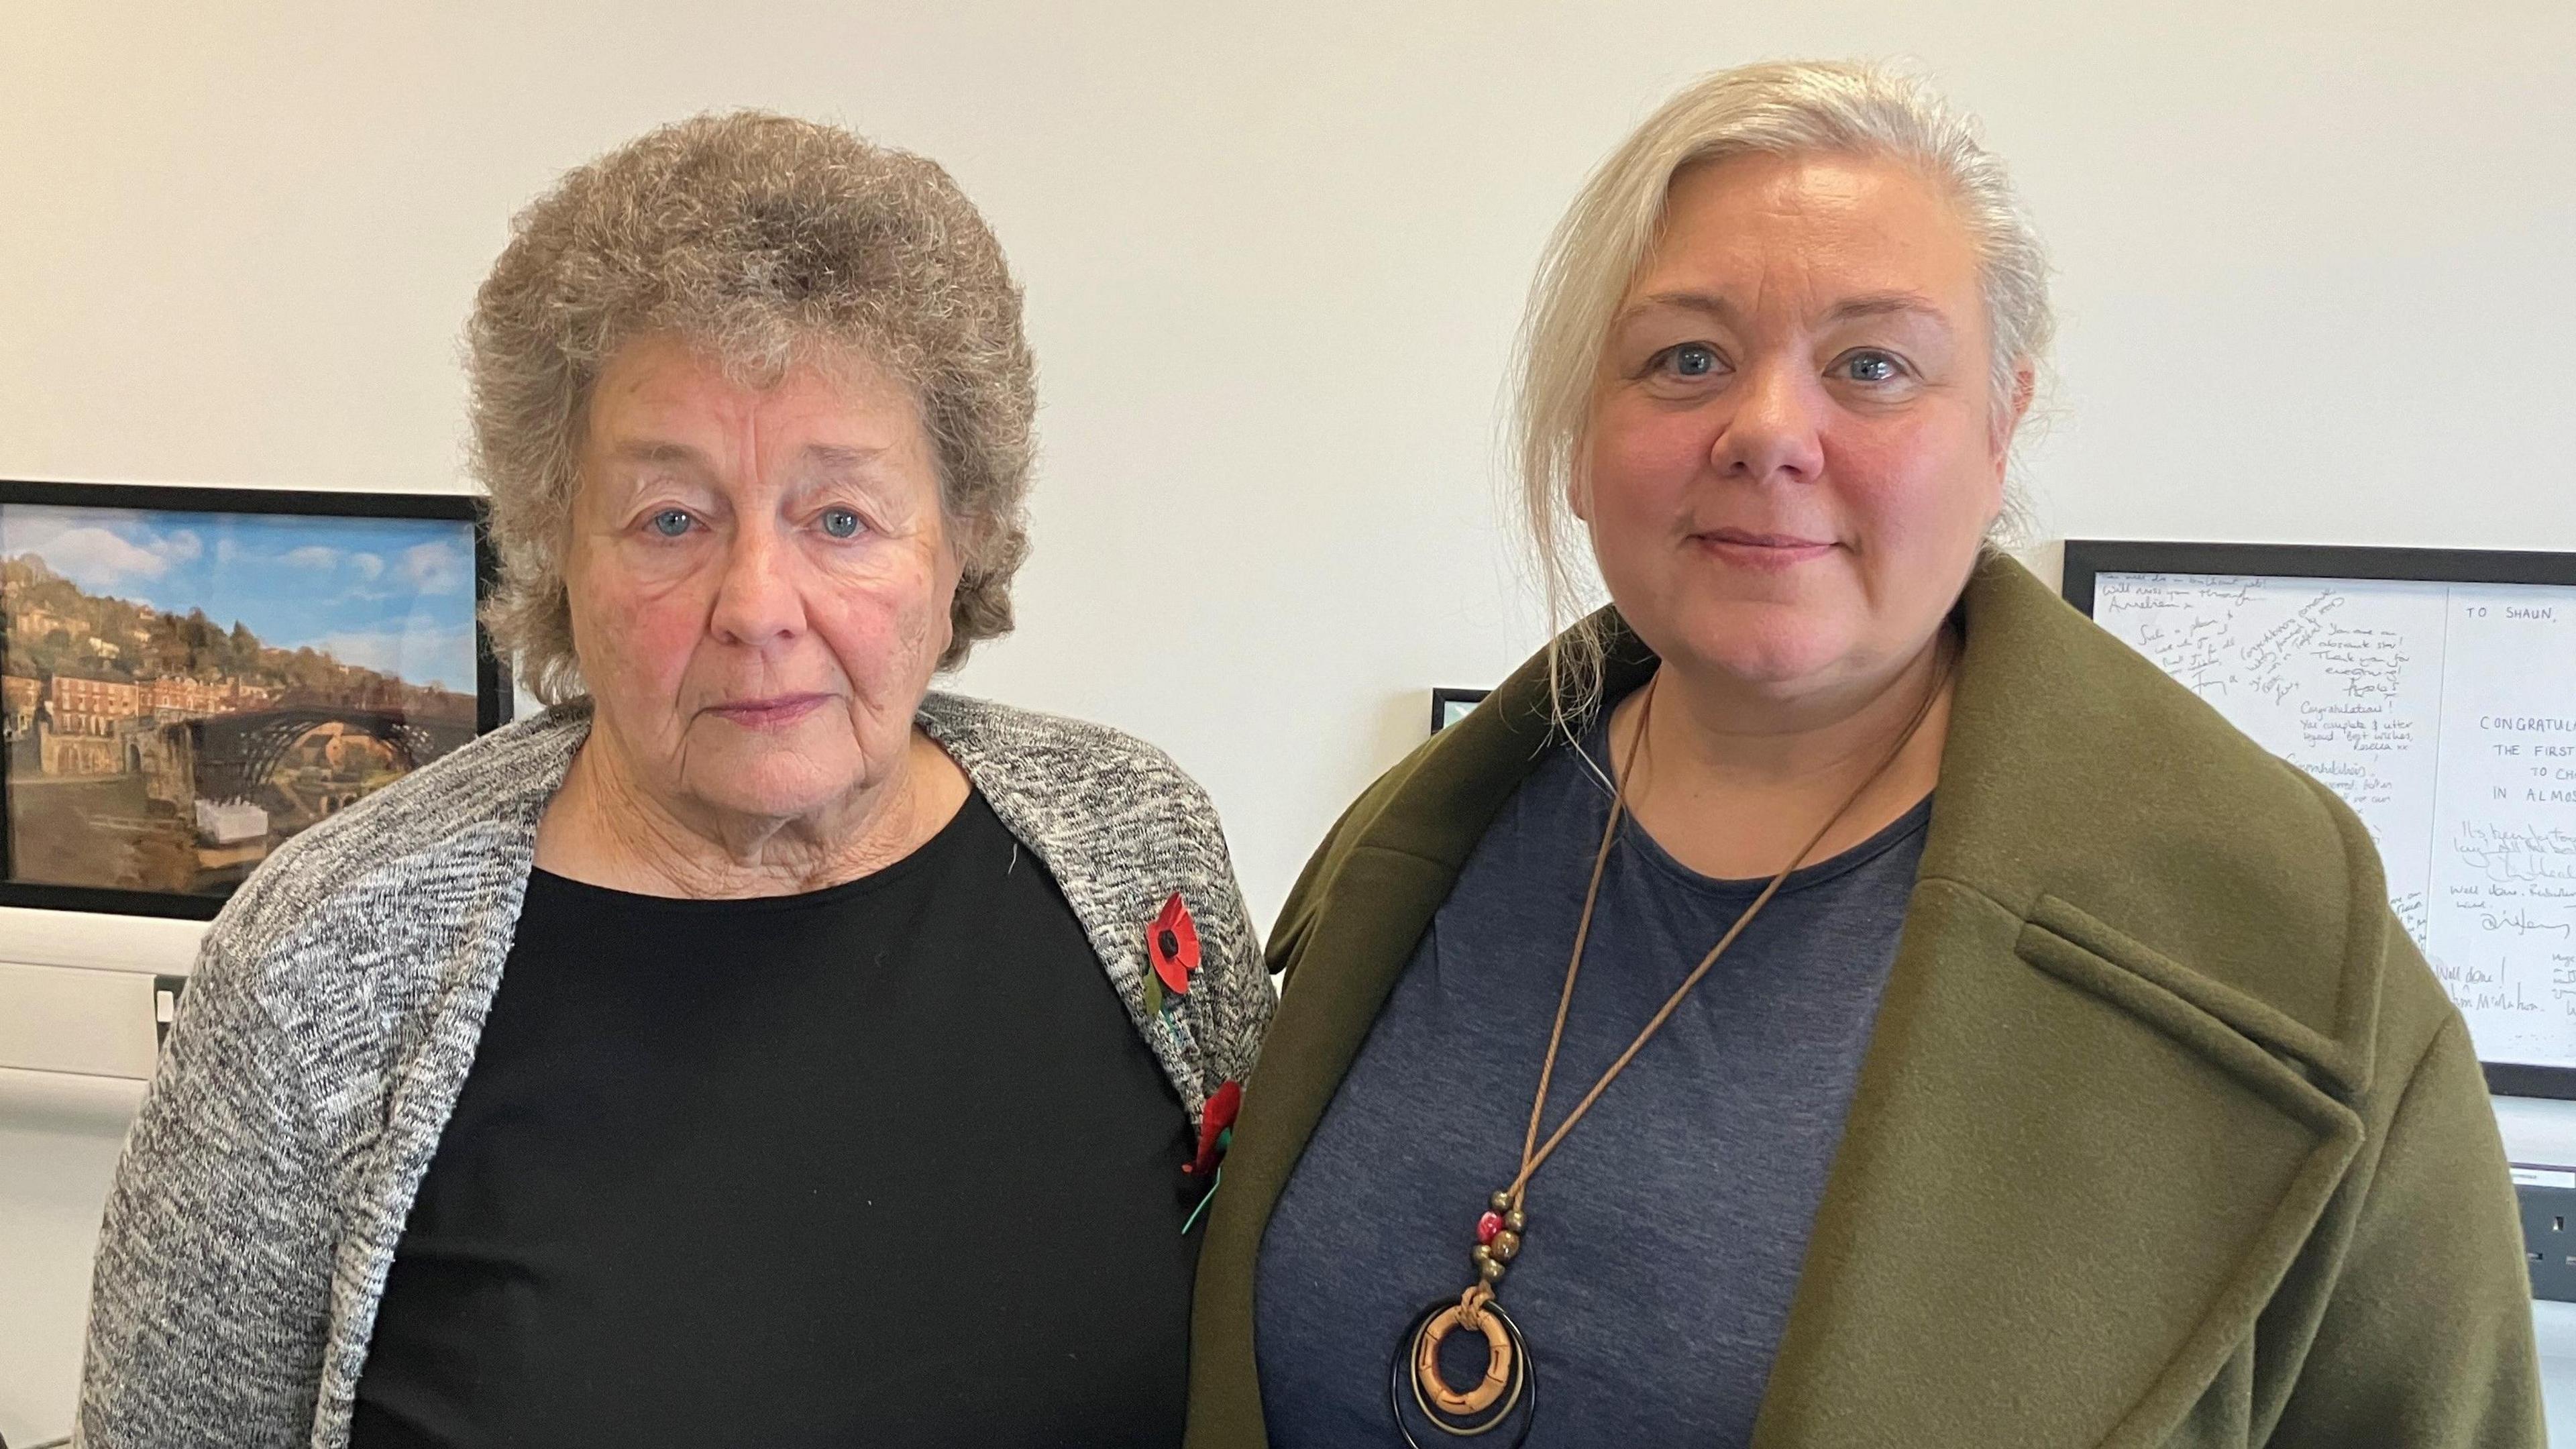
1254, 712, 1929, 1447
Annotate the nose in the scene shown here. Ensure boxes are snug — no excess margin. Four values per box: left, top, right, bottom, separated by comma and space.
1711, 360, 1827, 484
706, 522, 806, 649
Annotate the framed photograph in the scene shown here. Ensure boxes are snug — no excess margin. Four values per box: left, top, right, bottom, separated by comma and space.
1431, 687, 1490, 735
1, 480, 510, 920
2063, 539, 2576, 1099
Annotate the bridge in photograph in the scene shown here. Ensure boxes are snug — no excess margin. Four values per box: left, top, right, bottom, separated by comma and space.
184, 707, 476, 804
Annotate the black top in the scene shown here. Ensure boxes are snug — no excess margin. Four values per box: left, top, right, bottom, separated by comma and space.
350, 790, 1200, 1449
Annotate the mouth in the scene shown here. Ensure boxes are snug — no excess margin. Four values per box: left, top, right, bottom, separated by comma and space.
705, 693, 833, 729
1688, 528, 1838, 570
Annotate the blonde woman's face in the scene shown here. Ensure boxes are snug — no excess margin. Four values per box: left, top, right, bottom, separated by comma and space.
562, 336, 958, 826
1582, 152, 2020, 698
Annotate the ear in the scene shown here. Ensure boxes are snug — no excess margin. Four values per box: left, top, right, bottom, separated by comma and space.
1566, 438, 1596, 525
1990, 362, 2036, 470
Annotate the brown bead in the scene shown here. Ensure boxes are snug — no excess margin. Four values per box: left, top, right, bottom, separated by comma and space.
1470, 1244, 1493, 1268
1491, 1230, 1520, 1263
1479, 1257, 1507, 1283
1491, 1189, 1513, 1212
1504, 1208, 1527, 1234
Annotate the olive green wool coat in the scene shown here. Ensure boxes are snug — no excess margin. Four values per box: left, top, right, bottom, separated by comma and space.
1187, 555, 2542, 1448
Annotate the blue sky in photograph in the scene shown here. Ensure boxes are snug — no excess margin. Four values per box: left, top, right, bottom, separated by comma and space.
1, 502, 479, 693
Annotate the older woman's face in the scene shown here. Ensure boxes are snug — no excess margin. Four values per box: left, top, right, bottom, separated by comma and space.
562, 335, 958, 824
1584, 152, 2019, 696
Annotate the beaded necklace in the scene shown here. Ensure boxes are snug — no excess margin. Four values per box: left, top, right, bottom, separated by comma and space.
1391, 647, 1951, 1446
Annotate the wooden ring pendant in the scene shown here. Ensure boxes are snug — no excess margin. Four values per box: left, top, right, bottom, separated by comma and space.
1413, 1302, 1514, 1414
1393, 1297, 1533, 1444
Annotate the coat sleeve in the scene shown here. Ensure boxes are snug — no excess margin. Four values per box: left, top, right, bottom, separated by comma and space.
78, 928, 336, 1449
2263, 1004, 2544, 1448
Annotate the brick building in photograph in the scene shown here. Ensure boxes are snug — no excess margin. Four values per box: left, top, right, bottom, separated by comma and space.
31, 670, 140, 775
144, 674, 272, 720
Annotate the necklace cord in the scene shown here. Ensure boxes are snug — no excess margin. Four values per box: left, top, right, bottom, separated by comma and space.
1509, 689, 1635, 1200
1504, 638, 1954, 1203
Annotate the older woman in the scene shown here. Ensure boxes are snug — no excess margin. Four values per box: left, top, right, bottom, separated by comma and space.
1192, 62, 2539, 1449
79, 113, 1270, 1449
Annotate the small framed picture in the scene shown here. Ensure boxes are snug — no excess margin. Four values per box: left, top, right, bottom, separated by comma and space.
1, 479, 511, 919
1430, 687, 1490, 735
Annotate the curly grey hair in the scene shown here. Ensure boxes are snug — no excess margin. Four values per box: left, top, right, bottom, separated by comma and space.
469, 110, 1036, 703
1513, 60, 2054, 714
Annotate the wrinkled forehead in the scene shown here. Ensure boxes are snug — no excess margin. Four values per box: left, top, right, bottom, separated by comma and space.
566, 333, 943, 513
579, 333, 925, 448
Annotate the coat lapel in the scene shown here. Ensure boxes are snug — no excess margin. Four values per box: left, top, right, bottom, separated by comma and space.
1746, 885, 2365, 1446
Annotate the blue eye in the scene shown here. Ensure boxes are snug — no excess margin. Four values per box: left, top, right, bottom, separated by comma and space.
1668, 343, 1719, 378
649, 508, 692, 538
1840, 351, 1903, 384
819, 508, 865, 539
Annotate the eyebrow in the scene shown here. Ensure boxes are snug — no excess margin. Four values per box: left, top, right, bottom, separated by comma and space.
1824, 290, 1954, 329
606, 439, 704, 468
1620, 289, 1955, 330
802, 443, 890, 473
603, 440, 891, 472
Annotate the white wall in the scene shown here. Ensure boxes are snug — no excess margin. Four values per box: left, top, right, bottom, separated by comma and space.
3, 1, 2572, 1440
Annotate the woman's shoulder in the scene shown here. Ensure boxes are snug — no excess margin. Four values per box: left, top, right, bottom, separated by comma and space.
1946, 555, 2382, 906
916, 692, 1224, 828
205, 705, 588, 967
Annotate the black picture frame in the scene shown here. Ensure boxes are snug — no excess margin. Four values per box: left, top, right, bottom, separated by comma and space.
1, 478, 511, 920
1431, 687, 1490, 735
2062, 539, 2576, 1099
2062, 539, 2576, 614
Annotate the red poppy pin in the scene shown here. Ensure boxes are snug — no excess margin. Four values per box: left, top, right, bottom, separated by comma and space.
1185, 1079, 1243, 1178
1148, 892, 1201, 999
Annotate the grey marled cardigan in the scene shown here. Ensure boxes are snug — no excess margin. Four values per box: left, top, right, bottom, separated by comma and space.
76, 694, 1273, 1449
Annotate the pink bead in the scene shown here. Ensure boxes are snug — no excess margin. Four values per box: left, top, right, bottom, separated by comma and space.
1477, 1211, 1503, 1244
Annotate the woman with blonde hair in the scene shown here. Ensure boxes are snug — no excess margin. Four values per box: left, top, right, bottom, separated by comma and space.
1192, 61, 2538, 1448
82, 112, 1270, 1449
